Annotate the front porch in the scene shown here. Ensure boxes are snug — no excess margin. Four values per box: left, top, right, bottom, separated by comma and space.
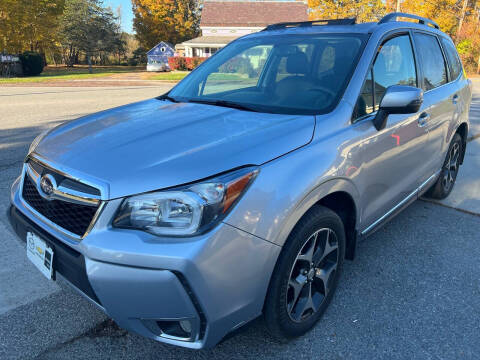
180, 36, 239, 57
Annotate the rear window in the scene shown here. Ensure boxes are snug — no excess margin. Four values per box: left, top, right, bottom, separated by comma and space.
413, 33, 448, 90
440, 37, 462, 81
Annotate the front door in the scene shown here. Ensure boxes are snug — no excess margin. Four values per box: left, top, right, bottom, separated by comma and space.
352, 33, 430, 230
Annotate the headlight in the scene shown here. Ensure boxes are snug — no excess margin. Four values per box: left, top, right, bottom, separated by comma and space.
113, 167, 258, 236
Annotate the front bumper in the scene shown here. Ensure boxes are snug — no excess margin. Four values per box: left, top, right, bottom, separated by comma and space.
9, 179, 281, 349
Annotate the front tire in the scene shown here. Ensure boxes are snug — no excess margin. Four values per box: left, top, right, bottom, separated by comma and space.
264, 205, 345, 340
425, 133, 463, 200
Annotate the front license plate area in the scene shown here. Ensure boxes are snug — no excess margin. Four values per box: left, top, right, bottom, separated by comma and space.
26, 231, 54, 280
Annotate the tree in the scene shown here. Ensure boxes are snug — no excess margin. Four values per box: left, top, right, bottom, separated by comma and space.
455, 1, 480, 73
123, 32, 140, 59
59, 0, 124, 72
394, 0, 480, 73
132, 0, 200, 50
0, 0, 64, 55
132, 46, 148, 64
308, 0, 386, 23
397, 0, 459, 35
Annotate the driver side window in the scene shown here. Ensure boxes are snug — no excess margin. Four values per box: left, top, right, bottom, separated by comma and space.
354, 34, 417, 120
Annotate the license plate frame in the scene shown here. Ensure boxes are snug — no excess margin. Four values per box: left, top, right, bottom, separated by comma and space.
26, 231, 54, 280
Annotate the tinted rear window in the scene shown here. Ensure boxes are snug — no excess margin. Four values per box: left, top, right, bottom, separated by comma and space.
413, 33, 448, 90
440, 37, 462, 81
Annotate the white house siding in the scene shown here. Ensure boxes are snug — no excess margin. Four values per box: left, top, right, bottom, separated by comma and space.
179, 1, 308, 59
201, 27, 263, 37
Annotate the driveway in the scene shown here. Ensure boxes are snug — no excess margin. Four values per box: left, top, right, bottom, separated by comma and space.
0, 83, 479, 359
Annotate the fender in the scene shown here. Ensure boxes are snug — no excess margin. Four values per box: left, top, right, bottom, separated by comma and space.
224, 157, 362, 248
273, 177, 361, 248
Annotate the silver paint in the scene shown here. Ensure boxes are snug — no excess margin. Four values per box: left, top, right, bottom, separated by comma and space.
9, 19, 472, 349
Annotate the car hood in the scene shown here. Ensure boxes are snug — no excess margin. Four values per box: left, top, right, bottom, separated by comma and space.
34, 99, 315, 199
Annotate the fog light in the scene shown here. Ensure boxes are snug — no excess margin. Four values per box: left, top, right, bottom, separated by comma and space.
155, 320, 193, 340
179, 320, 192, 334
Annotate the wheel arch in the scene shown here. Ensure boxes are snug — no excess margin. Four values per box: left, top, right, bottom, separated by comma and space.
456, 122, 468, 164
275, 178, 360, 261
317, 191, 357, 260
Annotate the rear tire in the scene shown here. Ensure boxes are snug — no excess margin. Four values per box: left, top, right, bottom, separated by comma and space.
264, 205, 345, 340
425, 133, 463, 200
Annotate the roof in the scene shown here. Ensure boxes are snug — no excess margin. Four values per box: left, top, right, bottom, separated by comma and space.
200, 1, 308, 27
147, 41, 174, 55
182, 36, 239, 45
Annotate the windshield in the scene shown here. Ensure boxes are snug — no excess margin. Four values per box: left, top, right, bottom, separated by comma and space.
168, 33, 366, 115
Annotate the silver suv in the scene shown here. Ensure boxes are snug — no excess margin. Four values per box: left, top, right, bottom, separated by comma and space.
8, 13, 471, 349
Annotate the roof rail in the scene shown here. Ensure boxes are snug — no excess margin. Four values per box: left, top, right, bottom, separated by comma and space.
378, 12, 439, 29
264, 18, 356, 31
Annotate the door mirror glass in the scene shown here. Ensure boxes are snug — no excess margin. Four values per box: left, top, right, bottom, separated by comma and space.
373, 85, 423, 130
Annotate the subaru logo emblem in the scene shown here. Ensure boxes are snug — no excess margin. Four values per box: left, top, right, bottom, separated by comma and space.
39, 174, 56, 198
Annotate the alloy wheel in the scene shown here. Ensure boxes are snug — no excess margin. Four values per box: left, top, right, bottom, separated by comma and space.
442, 142, 460, 192
286, 228, 339, 323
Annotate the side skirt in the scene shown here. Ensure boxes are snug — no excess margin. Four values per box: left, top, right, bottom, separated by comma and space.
359, 171, 440, 239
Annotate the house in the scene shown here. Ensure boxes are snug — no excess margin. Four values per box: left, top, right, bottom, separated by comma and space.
147, 41, 175, 72
174, 44, 186, 57
180, 0, 308, 58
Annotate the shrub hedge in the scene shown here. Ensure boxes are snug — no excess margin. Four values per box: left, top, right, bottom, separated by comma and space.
19, 51, 44, 76
168, 57, 207, 71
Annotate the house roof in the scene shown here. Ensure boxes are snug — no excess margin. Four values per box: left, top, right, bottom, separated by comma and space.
147, 41, 174, 55
200, 1, 308, 27
182, 36, 239, 46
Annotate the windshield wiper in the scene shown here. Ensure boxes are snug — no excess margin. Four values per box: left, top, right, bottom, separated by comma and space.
187, 98, 259, 112
157, 93, 179, 103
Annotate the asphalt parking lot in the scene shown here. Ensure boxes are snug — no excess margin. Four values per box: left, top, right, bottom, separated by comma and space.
1, 83, 479, 359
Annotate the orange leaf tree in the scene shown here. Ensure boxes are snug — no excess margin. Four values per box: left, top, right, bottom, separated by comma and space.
308, 0, 386, 23
132, 0, 199, 50
398, 0, 459, 36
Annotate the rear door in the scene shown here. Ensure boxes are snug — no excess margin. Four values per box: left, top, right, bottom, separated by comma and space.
411, 32, 455, 185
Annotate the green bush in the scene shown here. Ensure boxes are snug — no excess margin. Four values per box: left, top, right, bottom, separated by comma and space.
19, 52, 44, 76
128, 58, 138, 66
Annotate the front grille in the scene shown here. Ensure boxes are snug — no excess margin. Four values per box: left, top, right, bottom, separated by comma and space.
22, 175, 99, 237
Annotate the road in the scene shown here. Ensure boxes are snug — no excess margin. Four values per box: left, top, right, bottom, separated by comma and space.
0, 83, 479, 359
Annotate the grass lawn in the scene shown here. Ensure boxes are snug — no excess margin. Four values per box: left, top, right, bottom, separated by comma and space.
0, 66, 253, 84
146, 71, 189, 81
0, 65, 145, 83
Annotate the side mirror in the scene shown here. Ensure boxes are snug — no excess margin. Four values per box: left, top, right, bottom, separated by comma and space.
373, 85, 423, 131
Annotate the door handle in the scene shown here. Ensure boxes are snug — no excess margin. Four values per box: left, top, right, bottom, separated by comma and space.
452, 94, 459, 104
417, 112, 430, 127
